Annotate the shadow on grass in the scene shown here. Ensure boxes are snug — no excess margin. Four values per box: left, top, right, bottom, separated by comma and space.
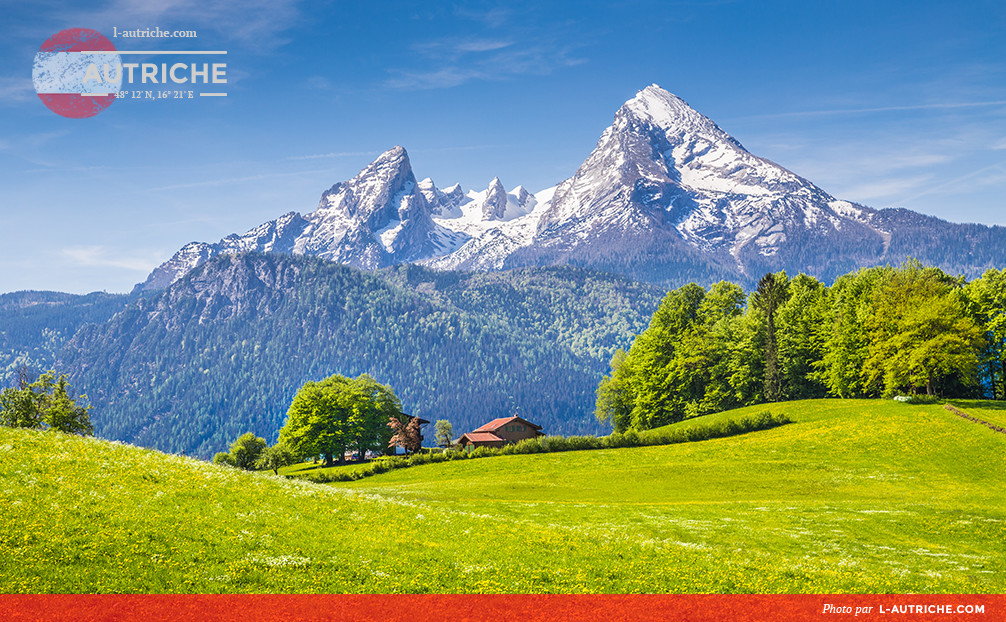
954, 400, 1006, 411
284, 460, 375, 474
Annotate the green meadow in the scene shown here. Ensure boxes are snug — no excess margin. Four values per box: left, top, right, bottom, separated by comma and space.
1, 399, 1003, 593
952, 400, 1006, 429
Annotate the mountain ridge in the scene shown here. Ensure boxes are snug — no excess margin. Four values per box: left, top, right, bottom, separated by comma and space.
137, 84, 1006, 291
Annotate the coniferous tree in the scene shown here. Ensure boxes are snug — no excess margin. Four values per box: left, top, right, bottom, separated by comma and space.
753, 272, 790, 402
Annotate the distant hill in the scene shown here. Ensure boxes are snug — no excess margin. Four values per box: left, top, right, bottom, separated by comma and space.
0, 290, 130, 384
57, 253, 662, 457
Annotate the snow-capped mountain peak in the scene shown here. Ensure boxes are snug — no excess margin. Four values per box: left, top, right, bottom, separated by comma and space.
620, 84, 737, 145
140, 84, 998, 292
524, 83, 891, 279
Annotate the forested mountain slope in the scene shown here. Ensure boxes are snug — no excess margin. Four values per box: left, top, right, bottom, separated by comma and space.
57, 254, 661, 456
0, 290, 130, 383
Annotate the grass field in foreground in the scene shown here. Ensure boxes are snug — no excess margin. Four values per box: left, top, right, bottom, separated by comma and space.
1, 399, 1004, 593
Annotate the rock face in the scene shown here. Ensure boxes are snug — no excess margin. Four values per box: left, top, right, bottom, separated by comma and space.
139, 85, 1006, 292
137, 147, 464, 291
506, 85, 890, 282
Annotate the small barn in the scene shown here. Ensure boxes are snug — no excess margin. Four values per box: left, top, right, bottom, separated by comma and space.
458, 416, 543, 448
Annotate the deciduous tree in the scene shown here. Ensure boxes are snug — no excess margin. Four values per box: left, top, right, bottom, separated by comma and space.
256, 443, 297, 474
229, 432, 267, 470
434, 420, 454, 448
965, 268, 1006, 399
278, 373, 401, 466
864, 262, 983, 396
0, 370, 92, 435
388, 415, 423, 454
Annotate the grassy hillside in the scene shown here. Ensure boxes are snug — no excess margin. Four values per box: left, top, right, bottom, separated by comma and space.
1, 399, 1004, 593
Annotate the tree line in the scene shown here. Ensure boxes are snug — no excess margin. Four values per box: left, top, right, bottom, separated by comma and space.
596, 261, 1006, 432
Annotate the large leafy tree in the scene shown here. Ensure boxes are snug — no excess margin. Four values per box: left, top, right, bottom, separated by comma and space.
863, 263, 984, 397
595, 349, 634, 432
596, 281, 747, 431
815, 266, 890, 398
777, 274, 828, 400
346, 376, 403, 460
965, 268, 1006, 399
278, 373, 401, 466
213, 432, 267, 470
626, 283, 707, 428
0, 370, 92, 435
694, 281, 747, 414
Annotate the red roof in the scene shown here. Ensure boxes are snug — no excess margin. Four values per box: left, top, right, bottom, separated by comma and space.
472, 416, 542, 432
460, 432, 504, 443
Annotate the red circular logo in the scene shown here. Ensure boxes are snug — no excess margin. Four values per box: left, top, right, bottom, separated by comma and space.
33, 28, 120, 119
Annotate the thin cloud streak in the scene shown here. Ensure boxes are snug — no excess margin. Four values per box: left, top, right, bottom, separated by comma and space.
899, 160, 1006, 204
385, 44, 586, 90
739, 100, 1006, 120
61, 0, 302, 50
61, 245, 162, 272
839, 176, 933, 201
149, 168, 332, 192
0, 77, 35, 103
283, 151, 380, 161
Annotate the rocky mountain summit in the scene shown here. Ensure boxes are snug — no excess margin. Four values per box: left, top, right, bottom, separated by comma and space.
139, 85, 1006, 292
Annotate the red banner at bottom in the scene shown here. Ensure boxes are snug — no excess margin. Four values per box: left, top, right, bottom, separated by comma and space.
0, 594, 999, 622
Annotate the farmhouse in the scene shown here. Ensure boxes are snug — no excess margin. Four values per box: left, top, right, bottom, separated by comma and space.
458, 416, 543, 448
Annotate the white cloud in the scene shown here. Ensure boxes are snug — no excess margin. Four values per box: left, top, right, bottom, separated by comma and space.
0, 76, 35, 103
61, 246, 162, 272
283, 151, 379, 161
454, 39, 513, 53
837, 176, 933, 201
900, 161, 1006, 203
305, 75, 336, 91
454, 7, 512, 28
148, 167, 330, 191
386, 41, 586, 90
412, 37, 514, 57
63, 0, 302, 50
741, 99, 1006, 120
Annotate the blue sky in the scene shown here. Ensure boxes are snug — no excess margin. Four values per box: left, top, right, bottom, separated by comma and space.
2, 0, 1006, 293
